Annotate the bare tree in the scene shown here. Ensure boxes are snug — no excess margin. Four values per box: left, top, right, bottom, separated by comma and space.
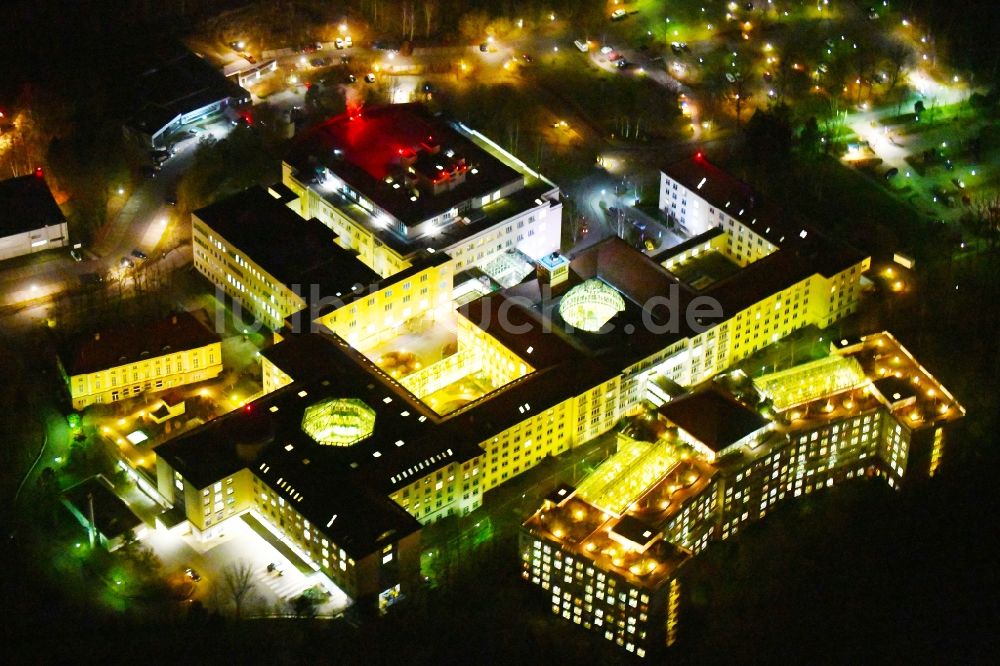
423, 0, 436, 38
884, 42, 912, 93
222, 559, 257, 619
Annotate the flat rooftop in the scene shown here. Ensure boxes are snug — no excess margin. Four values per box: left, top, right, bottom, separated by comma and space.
662, 155, 868, 282
523, 482, 692, 590
666, 249, 742, 291
0, 174, 65, 237
760, 331, 965, 432
498, 237, 698, 362
286, 104, 525, 230
129, 41, 248, 135
63, 477, 143, 540
159, 327, 619, 553
194, 186, 380, 297
61, 310, 220, 376
659, 387, 769, 453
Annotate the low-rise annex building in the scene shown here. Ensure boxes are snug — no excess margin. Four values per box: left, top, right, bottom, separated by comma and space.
58, 310, 222, 410
0, 172, 69, 262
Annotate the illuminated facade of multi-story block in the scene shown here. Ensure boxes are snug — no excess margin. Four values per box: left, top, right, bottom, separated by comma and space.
645, 155, 870, 390
280, 104, 562, 278
159, 152, 878, 612
58, 311, 222, 410
192, 185, 380, 332
521, 331, 964, 657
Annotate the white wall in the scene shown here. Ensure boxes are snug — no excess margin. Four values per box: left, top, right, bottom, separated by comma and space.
0, 222, 69, 261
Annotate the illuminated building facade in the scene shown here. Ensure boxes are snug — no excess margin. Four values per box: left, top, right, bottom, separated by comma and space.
521, 331, 964, 656
161, 148, 880, 614
281, 104, 562, 278
192, 186, 380, 332
58, 311, 222, 410
647, 154, 870, 386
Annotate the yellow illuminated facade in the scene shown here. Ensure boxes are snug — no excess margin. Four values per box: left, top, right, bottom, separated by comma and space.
284, 164, 560, 278
316, 258, 455, 348
521, 331, 964, 657
649, 157, 871, 389
155, 465, 256, 534
62, 318, 222, 410
388, 460, 476, 523
193, 217, 308, 332
155, 456, 418, 599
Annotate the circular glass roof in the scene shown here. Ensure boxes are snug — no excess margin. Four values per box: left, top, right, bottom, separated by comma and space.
559, 279, 625, 333
301, 398, 376, 446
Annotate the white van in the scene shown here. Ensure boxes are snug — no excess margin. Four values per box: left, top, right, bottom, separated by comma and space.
574, 40, 590, 53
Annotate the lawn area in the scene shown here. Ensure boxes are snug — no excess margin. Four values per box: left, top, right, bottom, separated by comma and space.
527, 56, 681, 142
754, 156, 942, 259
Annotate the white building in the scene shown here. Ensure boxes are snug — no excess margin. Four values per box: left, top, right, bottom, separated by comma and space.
0, 172, 69, 262
281, 104, 562, 278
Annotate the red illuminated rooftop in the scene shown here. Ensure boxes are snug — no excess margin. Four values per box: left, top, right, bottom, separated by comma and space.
286, 104, 524, 229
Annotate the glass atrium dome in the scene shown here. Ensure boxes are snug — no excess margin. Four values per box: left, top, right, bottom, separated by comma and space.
302, 398, 376, 446
559, 279, 625, 333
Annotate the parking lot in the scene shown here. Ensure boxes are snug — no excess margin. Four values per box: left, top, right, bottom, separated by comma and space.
142, 512, 351, 617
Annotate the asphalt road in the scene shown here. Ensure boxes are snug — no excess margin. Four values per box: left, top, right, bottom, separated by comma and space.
0, 119, 231, 332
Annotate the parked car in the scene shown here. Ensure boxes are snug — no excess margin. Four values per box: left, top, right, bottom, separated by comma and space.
131, 249, 147, 261
364, 72, 376, 83
69, 249, 82, 262
335, 38, 345, 49
184, 567, 201, 582
119, 257, 134, 269
151, 149, 173, 164
611, 8, 627, 20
